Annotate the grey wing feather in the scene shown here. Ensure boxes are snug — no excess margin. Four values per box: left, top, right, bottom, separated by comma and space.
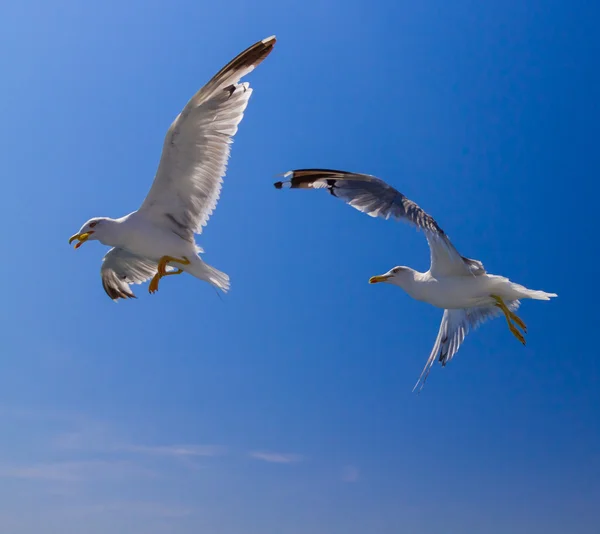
138, 36, 276, 240
413, 301, 521, 392
100, 248, 159, 301
275, 169, 485, 277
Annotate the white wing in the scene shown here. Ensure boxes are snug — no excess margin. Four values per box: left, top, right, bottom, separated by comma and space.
138, 36, 276, 241
414, 301, 521, 391
100, 248, 160, 301
275, 169, 485, 278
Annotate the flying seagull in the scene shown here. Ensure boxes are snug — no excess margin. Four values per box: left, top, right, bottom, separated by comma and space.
274, 169, 557, 390
69, 35, 276, 300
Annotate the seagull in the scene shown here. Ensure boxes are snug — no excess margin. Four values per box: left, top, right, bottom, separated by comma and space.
69, 35, 276, 300
274, 169, 557, 390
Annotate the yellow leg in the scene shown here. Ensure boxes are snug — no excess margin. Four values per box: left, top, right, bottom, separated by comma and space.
508, 309, 527, 333
148, 256, 190, 294
491, 295, 526, 345
507, 319, 526, 345
162, 268, 184, 277
492, 294, 527, 333
158, 255, 190, 274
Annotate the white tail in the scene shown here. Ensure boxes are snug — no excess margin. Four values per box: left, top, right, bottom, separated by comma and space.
511, 283, 557, 301
526, 290, 557, 300
187, 257, 230, 293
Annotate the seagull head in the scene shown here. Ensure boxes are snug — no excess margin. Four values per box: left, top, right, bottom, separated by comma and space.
369, 266, 414, 287
69, 218, 108, 249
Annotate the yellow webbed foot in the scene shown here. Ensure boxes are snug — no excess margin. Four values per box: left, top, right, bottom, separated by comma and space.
149, 273, 161, 294
149, 256, 190, 294
162, 268, 184, 277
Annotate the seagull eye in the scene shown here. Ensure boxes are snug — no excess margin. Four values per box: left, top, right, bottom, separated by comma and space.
89, 221, 97, 228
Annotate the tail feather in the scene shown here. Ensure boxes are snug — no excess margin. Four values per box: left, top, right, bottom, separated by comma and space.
188, 258, 230, 293
526, 290, 557, 300
510, 282, 557, 301
204, 264, 230, 293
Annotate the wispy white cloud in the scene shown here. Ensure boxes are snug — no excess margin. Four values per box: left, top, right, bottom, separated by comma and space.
51, 423, 116, 451
51, 421, 226, 462
0, 461, 156, 483
2, 406, 226, 464
0, 463, 82, 482
67, 501, 193, 519
0, 405, 84, 424
118, 444, 225, 458
341, 465, 360, 482
249, 451, 304, 464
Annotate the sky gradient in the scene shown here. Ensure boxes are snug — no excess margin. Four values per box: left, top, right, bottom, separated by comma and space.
0, 0, 598, 533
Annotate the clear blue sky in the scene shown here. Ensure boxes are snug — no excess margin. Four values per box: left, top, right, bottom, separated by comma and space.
0, 0, 598, 532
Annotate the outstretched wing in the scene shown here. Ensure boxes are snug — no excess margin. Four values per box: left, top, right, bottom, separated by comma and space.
138, 36, 276, 241
275, 169, 485, 278
100, 248, 159, 301
414, 301, 521, 391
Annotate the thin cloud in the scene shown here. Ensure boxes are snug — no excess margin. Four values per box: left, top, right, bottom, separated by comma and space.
3, 407, 225, 463
0, 463, 82, 482
53, 427, 226, 460
0, 461, 156, 482
0, 405, 84, 424
68, 501, 193, 519
52, 423, 115, 451
249, 451, 304, 464
118, 444, 226, 458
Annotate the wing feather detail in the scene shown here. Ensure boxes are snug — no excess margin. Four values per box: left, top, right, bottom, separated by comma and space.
275, 169, 485, 277
414, 301, 521, 391
139, 36, 276, 240
100, 248, 160, 301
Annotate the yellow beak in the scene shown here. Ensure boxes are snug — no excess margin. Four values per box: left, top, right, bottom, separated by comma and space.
369, 274, 391, 284
69, 231, 93, 249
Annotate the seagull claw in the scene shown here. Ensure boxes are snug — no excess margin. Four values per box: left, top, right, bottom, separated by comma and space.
148, 274, 161, 294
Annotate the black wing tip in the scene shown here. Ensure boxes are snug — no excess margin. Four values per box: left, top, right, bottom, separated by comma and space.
289, 168, 352, 176
109, 292, 136, 302
272, 168, 380, 192
273, 170, 293, 189
261, 35, 277, 48
273, 169, 345, 190
103, 279, 137, 301
241, 34, 277, 70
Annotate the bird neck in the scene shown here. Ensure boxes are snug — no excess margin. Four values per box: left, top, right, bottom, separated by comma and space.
96, 217, 123, 247
393, 269, 427, 297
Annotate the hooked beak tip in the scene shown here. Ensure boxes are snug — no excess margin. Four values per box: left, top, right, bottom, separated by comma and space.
369, 275, 390, 284
69, 231, 93, 249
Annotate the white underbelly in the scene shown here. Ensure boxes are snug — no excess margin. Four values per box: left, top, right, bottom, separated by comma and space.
412, 276, 498, 309
117, 223, 196, 262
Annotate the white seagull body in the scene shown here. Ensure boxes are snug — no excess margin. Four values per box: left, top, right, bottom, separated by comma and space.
275, 169, 557, 390
69, 36, 276, 300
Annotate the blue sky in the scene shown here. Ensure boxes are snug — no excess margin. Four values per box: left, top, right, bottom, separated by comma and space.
0, 0, 598, 532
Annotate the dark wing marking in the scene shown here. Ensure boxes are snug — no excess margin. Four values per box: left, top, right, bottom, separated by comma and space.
100, 248, 159, 301
414, 301, 521, 392
138, 36, 276, 240
275, 169, 485, 277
